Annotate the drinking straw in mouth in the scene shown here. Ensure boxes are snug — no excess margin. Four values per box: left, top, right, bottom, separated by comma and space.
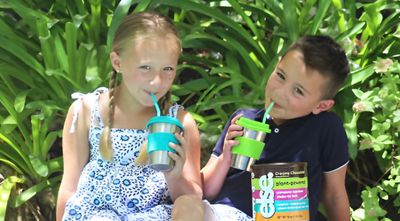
262, 101, 275, 123
150, 93, 161, 116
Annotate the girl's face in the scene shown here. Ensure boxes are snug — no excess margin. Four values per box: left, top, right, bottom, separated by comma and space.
111, 34, 180, 107
264, 50, 334, 125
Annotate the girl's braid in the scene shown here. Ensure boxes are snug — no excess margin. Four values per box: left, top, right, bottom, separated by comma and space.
159, 91, 172, 115
100, 70, 118, 161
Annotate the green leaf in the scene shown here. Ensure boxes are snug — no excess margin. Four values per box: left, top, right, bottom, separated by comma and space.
5, 0, 48, 33
309, 0, 331, 34
37, 17, 57, 70
227, 0, 260, 39
159, 0, 265, 60
0, 176, 25, 220
210, 66, 259, 92
0, 35, 44, 75
0, 132, 30, 162
66, 22, 78, 81
29, 155, 48, 177
336, 22, 366, 42
1, 115, 16, 126
14, 91, 29, 113
1, 161, 23, 180
42, 131, 61, 160
47, 157, 63, 175
394, 109, 400, 123
31, 115, 41, 158
342, 65, 375, 89
352, 89, 365, 99
106, 0, 134, 51
282, 0, 299, 42
0, 62, 36, 89
133, 0, 152, 13
344, 111, 359, 159
173, 79, 210, 96
53, 34, 68, 73
11, 178, 52, 208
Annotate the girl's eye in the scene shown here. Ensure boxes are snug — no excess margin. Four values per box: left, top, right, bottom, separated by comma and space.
163, 66, 174, 72
139, 65, 151, 71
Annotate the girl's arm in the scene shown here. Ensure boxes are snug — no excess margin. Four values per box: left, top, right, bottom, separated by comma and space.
321, 165, 350, 221
201, 114, 243, 200
164, 109, 203, 201
56, 99, 90, 221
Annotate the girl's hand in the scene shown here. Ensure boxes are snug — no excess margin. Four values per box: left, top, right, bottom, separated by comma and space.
220, 114, 244, 165
164, 132, 186, 179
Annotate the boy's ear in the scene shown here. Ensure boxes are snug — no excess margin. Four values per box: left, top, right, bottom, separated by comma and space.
312, 99, 335, 114
110, 51, 121, 71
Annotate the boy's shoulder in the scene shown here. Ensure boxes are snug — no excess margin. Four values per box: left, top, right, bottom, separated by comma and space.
303, 111, 346, 138
309, 111, 344, 125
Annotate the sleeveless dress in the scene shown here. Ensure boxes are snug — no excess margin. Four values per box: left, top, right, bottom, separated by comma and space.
63, 89, 181, 221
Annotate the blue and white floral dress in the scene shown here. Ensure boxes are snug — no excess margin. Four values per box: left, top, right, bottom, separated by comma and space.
63, 89, 181, 221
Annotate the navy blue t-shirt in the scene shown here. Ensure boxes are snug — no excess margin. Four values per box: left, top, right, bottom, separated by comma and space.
210, 109, 349, 221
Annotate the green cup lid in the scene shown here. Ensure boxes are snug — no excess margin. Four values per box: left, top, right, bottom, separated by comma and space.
236, 117, 271, 133
146, 116, 184, 129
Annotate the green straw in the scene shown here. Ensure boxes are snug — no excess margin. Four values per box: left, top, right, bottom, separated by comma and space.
150, 93, 161, 116
262, 101, 275, 123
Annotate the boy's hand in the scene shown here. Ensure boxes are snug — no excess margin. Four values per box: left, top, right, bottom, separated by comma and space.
164, 132, 186, 178
220, 114, 244, 165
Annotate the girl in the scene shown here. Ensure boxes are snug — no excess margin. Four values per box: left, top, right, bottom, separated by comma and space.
56, 12, 202, 221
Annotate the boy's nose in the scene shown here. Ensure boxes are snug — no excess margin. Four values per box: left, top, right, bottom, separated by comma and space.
274, 85, 289, 100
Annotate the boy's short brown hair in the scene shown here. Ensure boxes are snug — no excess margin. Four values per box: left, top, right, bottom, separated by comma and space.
285, 35, 350, 99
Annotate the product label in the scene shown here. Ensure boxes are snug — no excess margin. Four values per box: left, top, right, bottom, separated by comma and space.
252, 164, 310, 221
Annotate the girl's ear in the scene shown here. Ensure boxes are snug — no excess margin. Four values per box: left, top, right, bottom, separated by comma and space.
312, 99, 335, 114
110, 51, 121, 71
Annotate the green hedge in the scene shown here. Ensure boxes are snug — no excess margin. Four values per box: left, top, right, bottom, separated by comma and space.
0, 0, 399, 220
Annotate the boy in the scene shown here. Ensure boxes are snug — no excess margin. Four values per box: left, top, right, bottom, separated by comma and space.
201, 35, 351, 221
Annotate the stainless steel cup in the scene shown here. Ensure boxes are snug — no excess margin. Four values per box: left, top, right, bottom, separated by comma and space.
231, 128, 267, 170
147, 121, 183, 171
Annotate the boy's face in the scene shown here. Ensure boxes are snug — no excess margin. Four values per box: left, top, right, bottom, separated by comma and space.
264, 50, 334, 125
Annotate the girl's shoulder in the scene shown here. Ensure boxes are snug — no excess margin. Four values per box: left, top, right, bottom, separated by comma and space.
169, 103, 184, 118
70, 87, 108, 117
174, 104, 195, 127
68, 87, 108, 133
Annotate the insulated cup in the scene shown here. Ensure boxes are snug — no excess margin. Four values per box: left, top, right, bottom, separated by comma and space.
231, 117, 271, 171
146, 116, 184, 171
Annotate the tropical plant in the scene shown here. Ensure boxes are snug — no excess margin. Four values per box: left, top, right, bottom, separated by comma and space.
0, 0, 399, 220
0, 0, 115, 219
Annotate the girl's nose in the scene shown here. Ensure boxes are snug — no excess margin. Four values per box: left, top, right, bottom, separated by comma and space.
149, 73, 162, 88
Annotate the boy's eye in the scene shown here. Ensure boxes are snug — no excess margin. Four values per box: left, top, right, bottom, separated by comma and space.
294, 87, 304, 96
276, 72, 285, 80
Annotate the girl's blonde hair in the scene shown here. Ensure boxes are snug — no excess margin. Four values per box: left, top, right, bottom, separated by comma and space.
100, 12, 181, 161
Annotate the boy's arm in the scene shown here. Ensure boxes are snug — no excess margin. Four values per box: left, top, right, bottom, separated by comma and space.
321, 164, 350, 221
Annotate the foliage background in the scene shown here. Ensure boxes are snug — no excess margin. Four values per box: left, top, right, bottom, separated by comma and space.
0, 0, 399, 220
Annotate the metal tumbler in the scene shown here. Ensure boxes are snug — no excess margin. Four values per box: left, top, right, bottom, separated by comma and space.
231, 117, 271, 171
146, 116, 184, 171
